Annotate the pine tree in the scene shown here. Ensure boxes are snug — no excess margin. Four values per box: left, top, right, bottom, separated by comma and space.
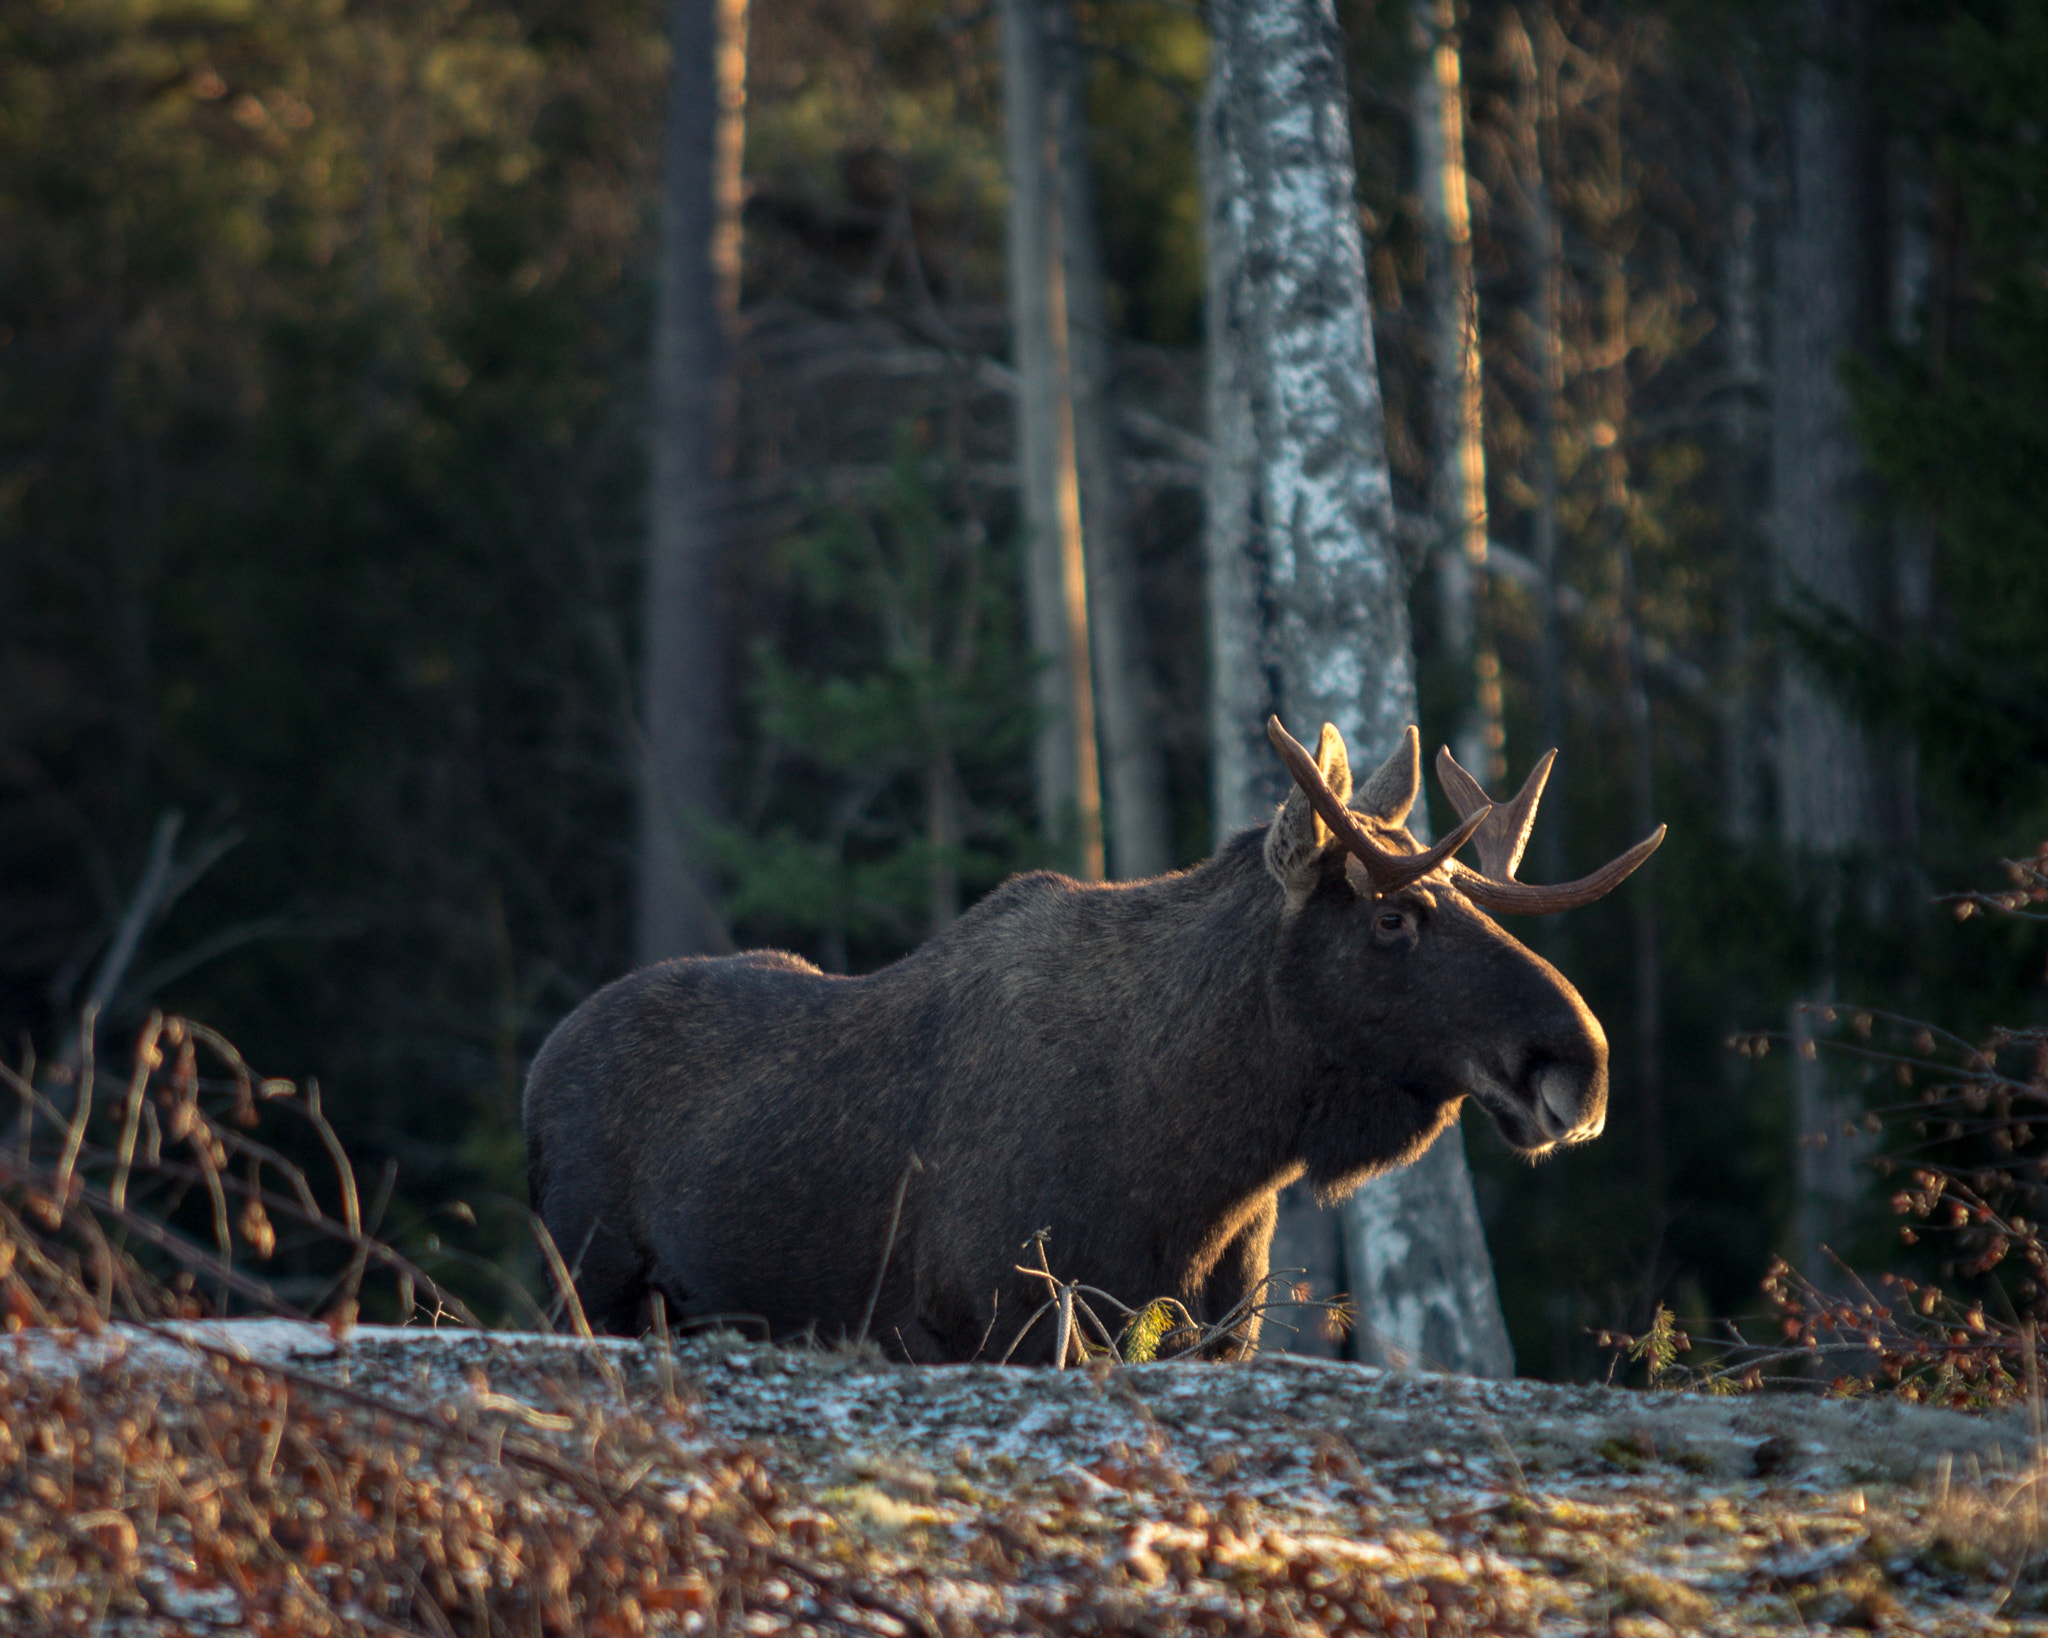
713, 449, 1043, 973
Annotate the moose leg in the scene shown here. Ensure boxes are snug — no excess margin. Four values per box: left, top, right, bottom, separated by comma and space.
1198, 1195, 1279, 1360
882, 1315, 961, 1364
553, 1210, 650, 1336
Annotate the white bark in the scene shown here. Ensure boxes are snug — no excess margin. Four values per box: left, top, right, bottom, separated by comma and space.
1200, 30, 1275, 839
1202, 0, 1513, 1376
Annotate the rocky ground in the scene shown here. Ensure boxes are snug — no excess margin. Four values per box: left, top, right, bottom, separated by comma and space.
7, 1320, 2047, 1634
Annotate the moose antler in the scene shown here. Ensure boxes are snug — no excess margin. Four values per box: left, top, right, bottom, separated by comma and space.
1435, 744, 1665, 914
1266, 717, 1489, 894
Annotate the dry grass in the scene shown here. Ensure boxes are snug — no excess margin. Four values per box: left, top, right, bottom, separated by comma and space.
0, 1338, 804, 1635
0, 1015, 883, 1635
0, 1329, 1561, 1637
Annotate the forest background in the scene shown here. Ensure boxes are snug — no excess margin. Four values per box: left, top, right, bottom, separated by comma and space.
2, 0, 2045, 1384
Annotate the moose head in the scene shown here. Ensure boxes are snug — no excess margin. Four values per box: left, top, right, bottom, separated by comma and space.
1260, 714, 1664, 1174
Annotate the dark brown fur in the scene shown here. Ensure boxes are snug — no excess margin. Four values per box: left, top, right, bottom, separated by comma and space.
523, 731, 1612, 1363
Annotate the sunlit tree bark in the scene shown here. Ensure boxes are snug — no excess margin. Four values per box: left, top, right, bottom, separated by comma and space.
1002, 0, 1104, 880
1505, 4, 1567, 888
638, 0, 749, 963
1413, 0, 1504, 785
1202, 0, 1513, 1376
1049, 0, 1172, 881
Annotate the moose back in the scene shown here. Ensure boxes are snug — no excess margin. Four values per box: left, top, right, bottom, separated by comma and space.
522, 718, 1662, 1363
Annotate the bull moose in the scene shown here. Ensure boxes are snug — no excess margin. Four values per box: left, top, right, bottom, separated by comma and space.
523, 717, 1663, 1362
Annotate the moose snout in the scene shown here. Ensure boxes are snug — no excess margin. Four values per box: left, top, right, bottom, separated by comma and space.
1459, 1047, 1605, 1155
1511, 974, 1609, 1151
1533, 1060, 1605, 1145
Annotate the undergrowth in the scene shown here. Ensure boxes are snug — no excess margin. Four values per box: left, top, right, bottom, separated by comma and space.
0, 1015, 1533, 1635
1602, 842, 2048, 1408
0, 1015, 951, 1635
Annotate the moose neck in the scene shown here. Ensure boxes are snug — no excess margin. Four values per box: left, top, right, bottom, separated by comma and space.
1125, 827, 1467, 1203
1031, 829, 1372, 1210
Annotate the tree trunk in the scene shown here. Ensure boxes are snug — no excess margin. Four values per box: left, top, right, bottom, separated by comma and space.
1616, 535, 1664, 1200
638, 0, 749, 965
1720, 60, 1767, 850
1049, 0, 1172, 881
1773, 2, 1889, 864
1507, 4, 1568, 891
1202, 0, 1513, 1377
1413, 0, 1504, 785
1002, 0, 1105, 880
1200, 23, 1278, 845
1771, 0, 1891, 1279
1582, 64, 1669, 1228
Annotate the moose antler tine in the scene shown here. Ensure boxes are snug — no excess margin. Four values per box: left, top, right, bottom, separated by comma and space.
1267, 715, 1337, 817
1436, 744, 1556, 881
1489, 748, 1555, 881
1374, 802, 1492, 893
1433, 744, 1489, 820
1268, 715, 1488, 892
1268, 715, 1381, 859
1452, 823, 1667, 915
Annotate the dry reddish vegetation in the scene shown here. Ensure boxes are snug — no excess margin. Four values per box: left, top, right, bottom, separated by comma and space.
2, 1336, 784, 1634
4, 1314, 1567, 1636
2, 1327, 1531, 1636
4, 1319, 2047, 1636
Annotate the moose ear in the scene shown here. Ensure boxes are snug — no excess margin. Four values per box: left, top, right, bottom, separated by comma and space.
1264, 720, 1364, 905
1313, 722, 1352, 805
1354, 726, 1422, 825
1263, 786, 1330, 907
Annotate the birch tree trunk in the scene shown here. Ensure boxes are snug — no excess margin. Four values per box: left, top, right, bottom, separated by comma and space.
1413, 0, 1505, 785
1050, 0, 1172, 880
1002, 0, 1104, 880
1771, 0, 1891, 1278
638, 0, 748, 964
1202, 0, 1513, 1376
